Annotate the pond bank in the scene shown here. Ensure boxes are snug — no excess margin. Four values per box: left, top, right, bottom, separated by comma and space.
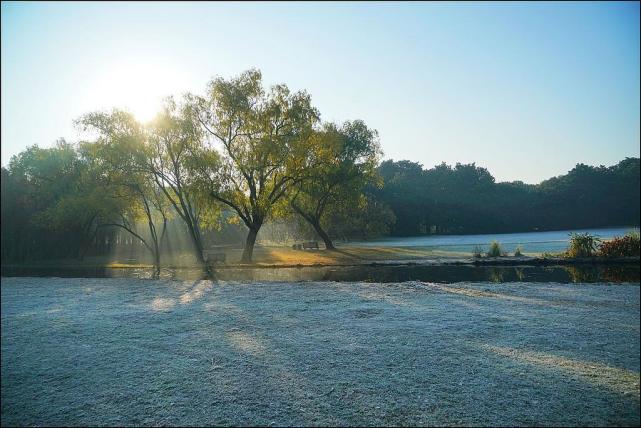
3, 255, 639, 270
2, 257, 639, 283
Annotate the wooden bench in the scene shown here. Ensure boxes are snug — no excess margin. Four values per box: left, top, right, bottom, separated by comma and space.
203, 251, 226, 263
293, 241, 319, 250
303, 241, 319, 250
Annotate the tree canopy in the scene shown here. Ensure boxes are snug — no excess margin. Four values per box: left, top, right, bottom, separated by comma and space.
1, 69, 639, 268
189, 69, 321, 261
290, 120, 382, 249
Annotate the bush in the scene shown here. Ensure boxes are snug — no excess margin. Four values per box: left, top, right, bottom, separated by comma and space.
514, 245, 523, 257
598, 230, 640, 258
566, 233, 600, 258
472, 245, 483, 258
542, 252, 561, 258
486, 241, 504, 257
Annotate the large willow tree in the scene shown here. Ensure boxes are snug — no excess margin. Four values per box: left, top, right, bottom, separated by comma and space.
78, 102, 215, 269
145, 99, 216, 266
77, 111, 170, 274
290, 120, 382, 250
189, 69, 320, 262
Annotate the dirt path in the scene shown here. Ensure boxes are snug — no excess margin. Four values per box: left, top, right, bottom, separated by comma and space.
1, 278, 639, 426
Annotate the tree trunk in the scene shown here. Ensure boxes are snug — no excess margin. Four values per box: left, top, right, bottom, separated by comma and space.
151, 236, 161, 278
190, 231, 214, 278
153, 251, 161, 277
185, 221, 206, 265
311, 219, 335, 250
241, 228, 259, 263
290, 202, 335, 250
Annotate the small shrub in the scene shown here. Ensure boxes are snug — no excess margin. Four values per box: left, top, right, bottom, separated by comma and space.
472, 245, 483, 258
566, 233, 600, 258
598, 230, 640, 258
486, 241, 503, 258
514, 245, 523, 257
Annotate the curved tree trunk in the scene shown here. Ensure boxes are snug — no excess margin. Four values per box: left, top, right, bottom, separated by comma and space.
240, 214, 264, 264
241, 227, 259, 263
240, 228, 258, 263
143, 206, 161, 278
187, 223, 213, 277
150, 236, 160, 278
310, 219, 335, 250
291, 202, 335, 250
190, 225, 206, 264
153, 251, 161, 277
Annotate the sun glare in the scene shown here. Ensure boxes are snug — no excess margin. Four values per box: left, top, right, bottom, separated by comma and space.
85, 61, 184, 124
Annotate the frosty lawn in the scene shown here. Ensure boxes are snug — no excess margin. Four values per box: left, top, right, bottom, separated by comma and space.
1, 278, 639, 426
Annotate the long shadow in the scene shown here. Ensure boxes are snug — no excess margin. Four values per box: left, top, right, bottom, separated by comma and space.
472, 341, 640, 425
328, 248, 365, 261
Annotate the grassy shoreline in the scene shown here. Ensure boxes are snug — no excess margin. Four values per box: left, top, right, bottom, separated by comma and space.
2, 245, 639, 271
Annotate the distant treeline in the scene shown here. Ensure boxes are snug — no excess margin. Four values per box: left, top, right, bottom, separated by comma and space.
373, 158, 640, 236
1, 68, 639, 268
2, 150, 638, 265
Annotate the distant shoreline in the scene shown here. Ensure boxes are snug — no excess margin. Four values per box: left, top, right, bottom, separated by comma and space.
2, 256, 639, 273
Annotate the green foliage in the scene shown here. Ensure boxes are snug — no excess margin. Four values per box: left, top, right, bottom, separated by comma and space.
566, 233, 601, 258
189, 69, 321, 261
472, 245, 483, 258
372, 158, 640, 236
541, 252, 561, 258
290, 120, 383, 248
514, 245, 523, 257
325, 193, 396, 241
77, 104, 208, 269
598, 230, 640, 258
2, 141, 128, 261
486, 241, 505, 257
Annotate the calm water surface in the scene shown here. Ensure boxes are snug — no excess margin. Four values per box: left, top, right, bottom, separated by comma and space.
344, 227, 636, 254
2, 227, 638, 283
3, 264, 639, 283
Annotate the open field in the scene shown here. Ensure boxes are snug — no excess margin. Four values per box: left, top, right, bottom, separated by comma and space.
2, 277, 639, 426
3, 246, 471, 268
158, 245, 471, 267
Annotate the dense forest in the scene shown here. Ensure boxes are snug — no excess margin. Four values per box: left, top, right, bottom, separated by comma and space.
373, 157, 640, 236
1, 69, 639, 269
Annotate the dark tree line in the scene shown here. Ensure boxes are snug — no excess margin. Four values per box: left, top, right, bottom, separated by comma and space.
3, 151, 638, 264
372, 158, 640, 236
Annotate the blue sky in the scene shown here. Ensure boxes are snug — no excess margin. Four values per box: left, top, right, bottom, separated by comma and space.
1, 1, 639, 183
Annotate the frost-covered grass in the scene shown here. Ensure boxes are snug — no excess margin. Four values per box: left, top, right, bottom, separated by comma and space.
1, 277, 639, 426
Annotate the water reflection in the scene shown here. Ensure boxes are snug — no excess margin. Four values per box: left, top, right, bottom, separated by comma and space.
489, 268, 505, 283
2, 263, 639, 283
563, 265, 640, 283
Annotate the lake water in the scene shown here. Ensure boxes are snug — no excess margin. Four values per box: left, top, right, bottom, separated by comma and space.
2, 227, 638, 284
3, 263, 639, 283
343, 227, 637, 254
